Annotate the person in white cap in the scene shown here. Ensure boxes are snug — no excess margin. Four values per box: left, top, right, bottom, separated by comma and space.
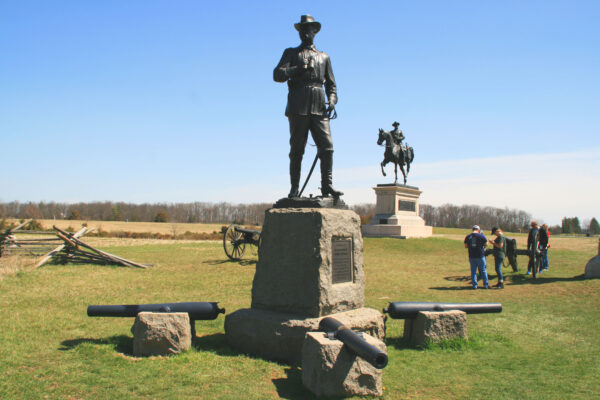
464, 225, 489, 289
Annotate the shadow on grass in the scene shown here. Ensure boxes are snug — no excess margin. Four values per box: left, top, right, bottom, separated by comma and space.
194, 336, 315, 398
59, 335, 133, 355
444, 275, 471, 282
192, 333, 244, 357
386, 335, 485, 351
205, 258, 257, 267
385, 336, 422, 350
272, 367, 316, 400
506, 273, 586, 285
60, 333, 244, 358
430, 273, 585, 290
428, 275, 473, 290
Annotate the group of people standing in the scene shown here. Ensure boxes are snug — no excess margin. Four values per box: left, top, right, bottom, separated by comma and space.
527, 221, 551, 275
464, 225, 506, 289
464, 221, 550, 289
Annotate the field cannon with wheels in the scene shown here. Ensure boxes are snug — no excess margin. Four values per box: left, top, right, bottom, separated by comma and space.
223, 224, 262, 261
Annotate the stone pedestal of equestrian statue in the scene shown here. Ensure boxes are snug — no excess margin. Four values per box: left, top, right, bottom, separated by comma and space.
361, 184, 432, 239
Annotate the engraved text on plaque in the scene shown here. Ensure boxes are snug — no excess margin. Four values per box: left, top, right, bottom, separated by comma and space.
331, 237, 353, 284
398, 200, 416, 212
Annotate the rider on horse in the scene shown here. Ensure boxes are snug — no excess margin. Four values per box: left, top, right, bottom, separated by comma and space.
377, 121, 414, 185
391, 121, 404, 146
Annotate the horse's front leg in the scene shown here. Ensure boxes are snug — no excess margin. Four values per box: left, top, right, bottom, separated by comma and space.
399, 164, 407, 184
380, 161, 387, 177
394, 163, 398, 184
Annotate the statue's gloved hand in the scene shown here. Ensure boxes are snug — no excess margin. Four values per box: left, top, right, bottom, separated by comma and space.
326, 94, 337, 117
326, 103, 337, 120
328, 93, 337, 106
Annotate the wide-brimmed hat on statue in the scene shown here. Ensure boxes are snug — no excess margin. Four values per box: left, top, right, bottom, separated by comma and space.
294, 14, 321, 33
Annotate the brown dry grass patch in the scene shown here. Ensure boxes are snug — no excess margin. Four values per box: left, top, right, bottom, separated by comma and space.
0, 255, 31, 279
82, 237, 213, 247
6, 218, 227, 235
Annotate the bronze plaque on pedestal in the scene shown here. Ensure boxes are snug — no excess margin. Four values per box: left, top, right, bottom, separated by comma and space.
398, 200, 416, 212
332, 237, 353, 284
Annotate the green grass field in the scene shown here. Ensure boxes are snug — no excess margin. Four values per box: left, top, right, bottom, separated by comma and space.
1, 234, 598, 399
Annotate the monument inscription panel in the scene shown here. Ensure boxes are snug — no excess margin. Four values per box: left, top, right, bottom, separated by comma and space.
398, 200, 416, 212
332, 237, 353, 284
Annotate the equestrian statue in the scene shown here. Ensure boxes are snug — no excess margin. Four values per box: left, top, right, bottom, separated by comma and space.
377, 121, 414, 185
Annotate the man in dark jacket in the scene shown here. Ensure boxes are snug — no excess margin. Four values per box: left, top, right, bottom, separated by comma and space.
464, 225, 489, 289
274, 15, 342, 198
527, 221, 540, 275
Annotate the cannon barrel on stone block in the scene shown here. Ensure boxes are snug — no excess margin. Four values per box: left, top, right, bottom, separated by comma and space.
383, 301, 502, 319
87, 302, 225, 320
318, 317, 388, 369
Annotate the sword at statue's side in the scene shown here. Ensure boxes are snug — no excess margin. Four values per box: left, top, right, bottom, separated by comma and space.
297, 103, 337, 197
298, 153, 319, 197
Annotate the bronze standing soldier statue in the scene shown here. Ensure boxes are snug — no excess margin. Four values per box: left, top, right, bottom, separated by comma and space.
274, 15, 343, 198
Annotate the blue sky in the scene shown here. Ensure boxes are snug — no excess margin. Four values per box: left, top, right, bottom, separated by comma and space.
1, 1, 598, 225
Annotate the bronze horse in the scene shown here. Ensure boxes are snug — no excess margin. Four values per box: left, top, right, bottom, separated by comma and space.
377, 129, 414, 184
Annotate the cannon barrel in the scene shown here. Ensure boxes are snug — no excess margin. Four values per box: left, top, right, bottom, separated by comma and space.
383, 301, 502, 319
318, 317, 388, 369
87, 301, 225, 320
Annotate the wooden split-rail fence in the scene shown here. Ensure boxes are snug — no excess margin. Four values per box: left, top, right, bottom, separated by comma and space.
0, 220, 150, 269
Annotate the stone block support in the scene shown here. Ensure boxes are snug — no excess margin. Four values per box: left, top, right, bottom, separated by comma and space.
403, 310, 467, 346
131, 312, 191, 357
301, 331, 385, 397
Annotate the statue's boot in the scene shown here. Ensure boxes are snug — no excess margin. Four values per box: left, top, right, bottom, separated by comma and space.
288, 156, 301, 198
320, 151, 343, 198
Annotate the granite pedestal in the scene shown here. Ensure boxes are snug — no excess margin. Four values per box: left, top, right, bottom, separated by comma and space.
225, 207, 385, 365
362, 184, 432, 238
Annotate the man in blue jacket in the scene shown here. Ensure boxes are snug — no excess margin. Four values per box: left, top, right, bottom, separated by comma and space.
464, 225, 490, 289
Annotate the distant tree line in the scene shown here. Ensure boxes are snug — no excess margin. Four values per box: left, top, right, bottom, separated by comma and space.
590, 218, 600, 235
419, 204, 532, 232
0, 201, 271, 225
559, 217, 600, 235
561, 217, 600, 235
1, 201, 597, 234
561, 217, 582, 234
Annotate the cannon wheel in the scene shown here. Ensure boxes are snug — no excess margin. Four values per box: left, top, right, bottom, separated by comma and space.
223, 224, 246, 261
